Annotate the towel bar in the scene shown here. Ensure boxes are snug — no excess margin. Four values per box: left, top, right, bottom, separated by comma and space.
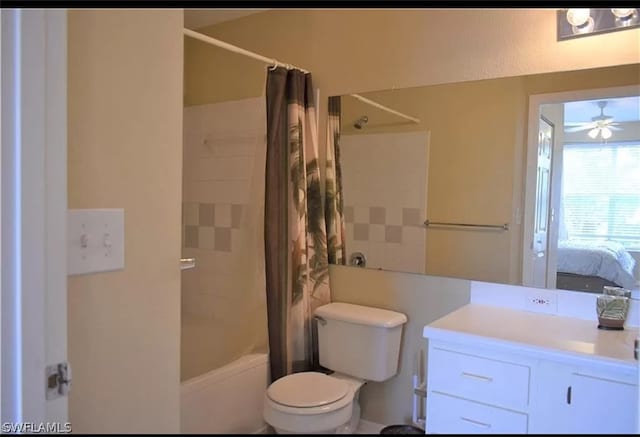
424, 220, 509, 231
180, 258, 196, 270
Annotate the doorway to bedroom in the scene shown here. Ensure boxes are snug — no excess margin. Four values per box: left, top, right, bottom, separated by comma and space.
523, 85, 640, 296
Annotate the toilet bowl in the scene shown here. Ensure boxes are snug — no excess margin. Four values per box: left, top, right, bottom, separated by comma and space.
263, 372, 364, 434
262, 303, 408, 434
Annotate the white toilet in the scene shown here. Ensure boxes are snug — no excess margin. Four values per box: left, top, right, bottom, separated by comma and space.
263, 302, 408, 434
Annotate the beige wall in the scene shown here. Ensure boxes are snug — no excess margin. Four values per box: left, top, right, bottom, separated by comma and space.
67, 10, 183, 433
184, 9, 639, 105
330, 265, 471, 424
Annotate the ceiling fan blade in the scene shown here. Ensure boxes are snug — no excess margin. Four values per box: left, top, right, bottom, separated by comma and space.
565, 125, 592, 132
609, 126, 623, 131
564, 122, 591, 126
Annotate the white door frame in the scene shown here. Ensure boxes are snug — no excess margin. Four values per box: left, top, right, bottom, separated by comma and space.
539, 105, 564, 290
1, 9, 68, 426
522, 84, 640, 288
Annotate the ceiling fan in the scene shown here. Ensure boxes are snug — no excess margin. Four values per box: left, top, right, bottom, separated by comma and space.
564, 100, 622, 140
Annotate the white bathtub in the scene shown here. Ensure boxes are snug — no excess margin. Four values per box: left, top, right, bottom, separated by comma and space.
181, 353, 270, 434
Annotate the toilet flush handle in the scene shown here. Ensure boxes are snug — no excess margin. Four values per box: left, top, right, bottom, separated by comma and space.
314, 315, 327, 326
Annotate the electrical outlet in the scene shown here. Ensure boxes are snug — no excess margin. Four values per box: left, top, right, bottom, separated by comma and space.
524, 289, 558, 315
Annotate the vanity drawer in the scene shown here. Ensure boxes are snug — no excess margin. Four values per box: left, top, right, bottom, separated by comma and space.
428, 346, 530, 410
427, 392, 528, 434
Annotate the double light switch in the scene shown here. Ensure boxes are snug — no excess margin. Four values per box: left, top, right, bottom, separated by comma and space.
68, 209, 124, 275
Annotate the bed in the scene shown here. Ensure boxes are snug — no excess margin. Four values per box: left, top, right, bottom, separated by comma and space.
556, 239, 637, 293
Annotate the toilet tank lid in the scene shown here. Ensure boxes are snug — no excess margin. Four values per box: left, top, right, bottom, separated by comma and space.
315, 302, 407, 328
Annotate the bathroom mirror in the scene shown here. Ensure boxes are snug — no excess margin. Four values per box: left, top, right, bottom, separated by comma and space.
330, 63, 640, 293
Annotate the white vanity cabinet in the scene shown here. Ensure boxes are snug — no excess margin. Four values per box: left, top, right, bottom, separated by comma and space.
425, 341, 531, 434
532, 361, 638, 434
423, 305, 639, 434
564, 369, 637, 433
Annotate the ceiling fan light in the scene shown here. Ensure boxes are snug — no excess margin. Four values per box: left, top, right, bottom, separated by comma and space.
588, 128, 599, 139
601, 127, 613, 139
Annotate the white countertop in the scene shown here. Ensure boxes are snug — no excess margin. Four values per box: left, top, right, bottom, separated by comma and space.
423, 304, 639, 369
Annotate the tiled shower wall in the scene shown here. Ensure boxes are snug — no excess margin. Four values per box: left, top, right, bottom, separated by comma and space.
181, 97, 266, 320
341, 131, 429, 274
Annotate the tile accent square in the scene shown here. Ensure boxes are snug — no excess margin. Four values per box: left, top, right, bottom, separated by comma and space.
199, 226, 215, 249
344, 206, 354, 223
402, 208, 423, 227
215, 203, 232, 228
385, 225, 402, 244
369, 207, 386, 225
353, 223, 370, 241
231, 204, 243, 229
185, 225, 199, 248
199, 203, 215, 226
215, 228, 232, 251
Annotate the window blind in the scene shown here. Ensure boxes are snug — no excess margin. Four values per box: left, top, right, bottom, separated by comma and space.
562, 142, 640, 250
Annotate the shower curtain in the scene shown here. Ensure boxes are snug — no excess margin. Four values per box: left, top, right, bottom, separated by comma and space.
265, 67, 331, 381
325, 96, 346, 265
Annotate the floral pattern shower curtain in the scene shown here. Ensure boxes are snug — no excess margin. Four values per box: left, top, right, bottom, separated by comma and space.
325, 96, 346, 265
265, 67, 330, 381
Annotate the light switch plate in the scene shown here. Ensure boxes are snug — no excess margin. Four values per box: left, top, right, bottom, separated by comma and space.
68, 209, 124, 275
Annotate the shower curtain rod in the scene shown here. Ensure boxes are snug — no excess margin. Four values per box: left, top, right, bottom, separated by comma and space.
183, 28, 309, 74
349, 94, 420, 124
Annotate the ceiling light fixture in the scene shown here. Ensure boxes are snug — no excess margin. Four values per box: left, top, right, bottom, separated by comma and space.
557, 8, 640, 40
588, 126, 613, 140
566, 8, 594, 34
611, 8, 639, 27
565, 101, 622, 142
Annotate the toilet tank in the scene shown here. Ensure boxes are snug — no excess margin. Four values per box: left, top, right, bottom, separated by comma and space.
314, 302, 408, 382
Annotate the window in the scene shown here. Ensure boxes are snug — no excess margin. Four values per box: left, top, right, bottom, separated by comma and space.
562, 142, 640, 250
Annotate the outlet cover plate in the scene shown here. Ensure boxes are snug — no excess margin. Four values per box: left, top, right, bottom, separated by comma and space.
524, 289, 558, 315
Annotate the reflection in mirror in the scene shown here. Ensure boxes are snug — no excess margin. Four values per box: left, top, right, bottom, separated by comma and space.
535, 96, 640, 294
342, 130, 429, 274
330, 63, 640, 295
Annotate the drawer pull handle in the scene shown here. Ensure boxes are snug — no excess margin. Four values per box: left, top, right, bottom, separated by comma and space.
461, 372, 493, 382
460, 417, 492, 429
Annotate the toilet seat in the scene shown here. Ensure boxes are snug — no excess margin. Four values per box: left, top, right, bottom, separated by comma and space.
267, 372, 349, 408
263, 372, 365, 433
263, 372, 356, 433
